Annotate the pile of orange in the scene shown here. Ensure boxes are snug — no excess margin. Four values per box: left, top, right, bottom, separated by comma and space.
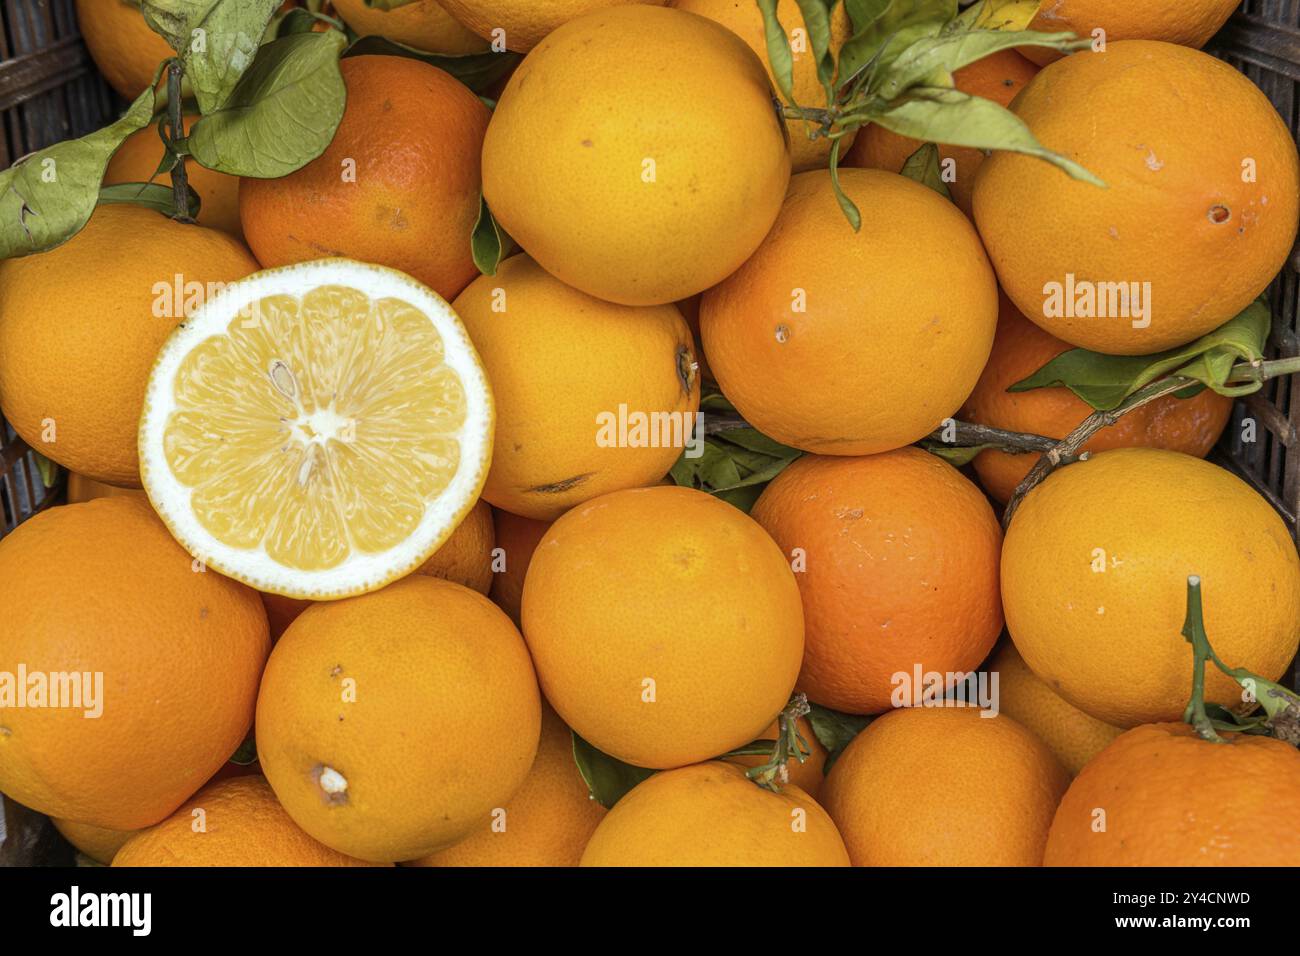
0, 0, 1297, 871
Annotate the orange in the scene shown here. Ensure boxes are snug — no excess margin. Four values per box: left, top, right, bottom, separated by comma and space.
823, 707, 1069, 866
1045, 723, 1300, 866
239, 55, 488, 301
750, 449, 1003, 715
701, 168, 997, 455
51, 819, 136, 866
438, 0, 669, 52
414, 496, 495, 593
488, 508, 552, 625
454, 255, 700, 520
1024, 0, 1241, 66
0, 205, 258, 486
105, 115, 243, 238
844, 49, 1038, 215
113, 777, 381, 866
988, 641, 1122, 776
330, 0, 488, 53
256, 575, 540, 862
1002, 448, 1300, 727
960, 294, 1234, 502
522, 485, 804, 769
974, 41, 1300, 355
407, 704, 605, 866
481, 5, 790, 306
75, 0, 173, 98
671, 0, 857, 171
728, 714, 827, 799
579, 761, 849, 866
0, 497, 270, 830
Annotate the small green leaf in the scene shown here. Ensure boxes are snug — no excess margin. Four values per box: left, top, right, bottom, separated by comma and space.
188, 29, 347, 178
669, 399, 801, 509
920, 440, 995, 466
98, 181, 202, 219
572, 734, 656, 809
230, 736, 259, 766
0, 86, 156, 259
875, 29, 1084, 100
362, 0, 419, 10
143, 0, 283, 114
869, 86, 1104, 186
898, 141, 951, 198
837, 0, 952, 87
343, 35, 521, 93
276, 7, 324, 36
828, 138, 862, 230
806, 703, 872, 773
756, 0, 797, 101
793, 0, 839, 104
470, 195, 512, 276
31, 451, 60, 490
1011, 298, 1272, 410
842, 0, 892, 34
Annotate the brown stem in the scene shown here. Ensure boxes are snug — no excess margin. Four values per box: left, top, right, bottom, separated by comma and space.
927, 420, 1058, 455
1001, 376, 1202, 527
166, 60, 193, 224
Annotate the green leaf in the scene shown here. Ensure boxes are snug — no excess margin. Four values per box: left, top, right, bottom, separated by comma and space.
143, 0, 283, 114
869, 86, 1104, 186
98, 181, 201, 219
0, 87, 156, 259
757, 0, 797, 101
362, 0, 419, 10
668, 398, 801, 508
188, 29, 347, 178
898, 141, 951, 198
572, 733, 656, 809
828, 138, 862, 229
470, 195, 512, 276
276, 7, 324, 36
806, 703, 872, 773
343, 35, 520, 93
837, 0, 952, 88
920, 440, 995, 467
230, 735, 259, 766
875, 29, 1084, 100
1011, 298, 1272, 410
843, 0, 892, 33
793, 0, 839, 104
32, 451, 60, 490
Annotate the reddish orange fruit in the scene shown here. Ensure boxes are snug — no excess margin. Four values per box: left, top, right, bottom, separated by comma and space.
1045, 723, 1300, 865
960, 293, 1233, 502
824, 707, 1069, 866
751, 449, 1003, 715
488, 508, 552, 625
239, 55, 489, 300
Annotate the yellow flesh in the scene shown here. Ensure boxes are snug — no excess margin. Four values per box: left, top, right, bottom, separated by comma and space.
162, 286, 467, 571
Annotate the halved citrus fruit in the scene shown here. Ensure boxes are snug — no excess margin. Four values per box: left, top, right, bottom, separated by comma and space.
138, 259, 493, 600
